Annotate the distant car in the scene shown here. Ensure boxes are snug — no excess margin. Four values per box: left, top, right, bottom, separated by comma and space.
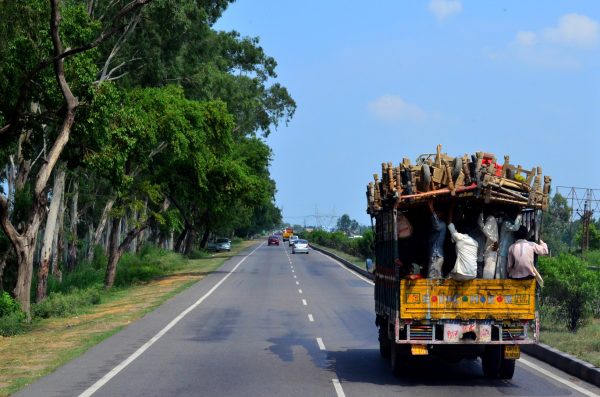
289, 235, 299, 247
268, 235, 279, 246
214, 238, 231, 252
292, 239, 309, 254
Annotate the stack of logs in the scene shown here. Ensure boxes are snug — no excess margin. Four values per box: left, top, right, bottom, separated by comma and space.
366, 144, 551, 214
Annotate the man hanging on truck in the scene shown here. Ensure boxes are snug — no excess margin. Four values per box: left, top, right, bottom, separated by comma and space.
446, 200, 478, 280
507, 225, 548, 280
426, 200, 446, 279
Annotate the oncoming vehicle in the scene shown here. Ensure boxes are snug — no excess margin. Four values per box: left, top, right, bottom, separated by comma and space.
289, 235, 299, 247
292, 239, 309, 254
214, 238, 231, 252
268, 235, 279, 246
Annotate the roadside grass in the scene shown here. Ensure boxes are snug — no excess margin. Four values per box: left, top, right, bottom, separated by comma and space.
309, 242, 367, 271
311, 244, 600, 368
540, 317, 600, 367
0, 240, 257, 397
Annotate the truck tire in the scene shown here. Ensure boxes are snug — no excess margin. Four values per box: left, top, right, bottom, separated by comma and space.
482, 345, 502, 379
379, 326, 390, 359
499, 358, 516, 379
390, 344, 409, 377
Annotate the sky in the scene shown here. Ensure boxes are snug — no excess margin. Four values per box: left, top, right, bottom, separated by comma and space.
214, 0, 600, 228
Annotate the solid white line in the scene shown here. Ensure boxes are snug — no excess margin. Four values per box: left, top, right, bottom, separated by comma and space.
302, 299, 307, 306
332, 379, 346, 397
308, 314, 314, 322
519, 358, 599, 397
316, 337, 326, 350
298, 289, 303, 294
77, 242, 265, 397
316, 250, 374, 285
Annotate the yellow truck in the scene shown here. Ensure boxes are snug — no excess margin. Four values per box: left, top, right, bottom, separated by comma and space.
282, 227, 294, 241
366, 148, 550, 379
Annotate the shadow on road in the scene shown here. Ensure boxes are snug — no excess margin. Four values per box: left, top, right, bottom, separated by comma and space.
324, 348, 572, 396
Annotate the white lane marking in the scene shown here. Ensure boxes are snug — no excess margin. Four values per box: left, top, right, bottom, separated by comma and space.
298, 289, 303, 294
316, 250, 374, 285
290, 265, 293, 268
332, 379, 346, 397
293, 275, 297, 279
302, 299, 307, 306
291, 270, 295, 273
308, 314, 314, 322
316, 337, 326, 350
77, 243, 265, 397
519, 358, 599, 397
295, 281, 300, 285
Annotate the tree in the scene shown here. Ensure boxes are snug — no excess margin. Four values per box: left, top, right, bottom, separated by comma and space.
0, 0, 154, 315
336, 214, 360, 236
542, 193, 572, 255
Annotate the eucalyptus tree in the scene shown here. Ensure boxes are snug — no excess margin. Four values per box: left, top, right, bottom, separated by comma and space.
0, 0, 154, 315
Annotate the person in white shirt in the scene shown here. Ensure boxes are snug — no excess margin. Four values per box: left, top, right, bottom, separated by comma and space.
447, 202, 478, 280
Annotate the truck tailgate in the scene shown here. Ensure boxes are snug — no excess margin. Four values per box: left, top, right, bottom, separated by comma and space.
400, 279, 536, 321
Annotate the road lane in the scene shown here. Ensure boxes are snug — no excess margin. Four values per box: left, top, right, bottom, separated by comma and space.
15, 241, 600, 397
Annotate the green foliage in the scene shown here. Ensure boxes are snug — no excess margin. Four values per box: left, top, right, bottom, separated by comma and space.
0, 291, 24, 318
539, 254, 600, 331
542, 193, 573, 255
305, 228, 374, 260
114, 246, 186, 287
32, 287, 102, 318
576, 223, 600, 251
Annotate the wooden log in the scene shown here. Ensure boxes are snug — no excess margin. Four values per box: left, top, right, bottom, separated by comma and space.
398, 183, 477, 201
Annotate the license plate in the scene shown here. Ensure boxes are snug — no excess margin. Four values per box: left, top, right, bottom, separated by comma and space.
504, 345, 520, 359
411, 344, 429, 356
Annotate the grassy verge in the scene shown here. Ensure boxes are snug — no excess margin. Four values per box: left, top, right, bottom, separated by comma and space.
540, 317, 600, 367
0, 240, 257, 397
312, 244, 600, 367
310, 242, 367, 271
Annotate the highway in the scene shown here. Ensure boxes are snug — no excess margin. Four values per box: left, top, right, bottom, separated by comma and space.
15, 241, 600, 397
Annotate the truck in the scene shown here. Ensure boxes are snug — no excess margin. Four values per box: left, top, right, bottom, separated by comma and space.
366, 146, 551, 379
282, 227, 294, 242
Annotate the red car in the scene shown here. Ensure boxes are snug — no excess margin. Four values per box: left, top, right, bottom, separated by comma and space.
268, 235, 279, 246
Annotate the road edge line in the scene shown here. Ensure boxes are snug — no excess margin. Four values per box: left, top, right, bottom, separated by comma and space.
77, 242, 265, 397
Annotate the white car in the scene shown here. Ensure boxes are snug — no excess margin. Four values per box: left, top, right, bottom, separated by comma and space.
292, 239, 309, 254
214, 238, 231, 252
288, 235, 299, 247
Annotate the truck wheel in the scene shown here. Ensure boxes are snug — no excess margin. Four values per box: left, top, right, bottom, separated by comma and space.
379, 326, 390, 359
390, 344, 409, 377
482, 346, 501, 379
499, 358, 516, 379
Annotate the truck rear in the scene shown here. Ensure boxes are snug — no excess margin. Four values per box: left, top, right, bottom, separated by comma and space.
366, 146, 550, 378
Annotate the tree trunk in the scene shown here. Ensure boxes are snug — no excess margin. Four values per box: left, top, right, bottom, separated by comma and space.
200, 228, 210, 249
104, 217, 121, 289
174, 227, 188, 253
184, 228, 196, 255
51, 190, 65, 280
66, 179, 79, 272
0, 247, 10, 291
36, 165, 66, 302
88, 198, 114, 261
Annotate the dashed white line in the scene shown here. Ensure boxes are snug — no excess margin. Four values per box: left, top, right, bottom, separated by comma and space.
332, 379, 346, 397
295, 281, 300, 285
308, 314, 314, 322
298, 289, 303, 294
519, 358, 599, 397
316, 337, 326, 350
291, 270, 295, 273
77, 242, 265, 397
302, 299, 307, 306
293, 275, 297, 279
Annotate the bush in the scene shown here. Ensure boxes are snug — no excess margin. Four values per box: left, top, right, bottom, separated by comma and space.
539, 254, 600, 332
0, 292, 26, 336
32, 287, 102, 319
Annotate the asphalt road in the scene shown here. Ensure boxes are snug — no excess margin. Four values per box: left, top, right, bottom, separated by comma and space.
15, 242, 600, 397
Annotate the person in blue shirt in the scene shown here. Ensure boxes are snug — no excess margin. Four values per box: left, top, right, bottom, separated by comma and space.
427, 200, 446, 278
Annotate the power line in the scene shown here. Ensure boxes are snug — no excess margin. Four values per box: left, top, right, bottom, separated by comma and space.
556, 186, 600, 252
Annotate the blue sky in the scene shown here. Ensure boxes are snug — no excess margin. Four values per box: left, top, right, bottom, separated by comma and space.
215, 1, 600, 227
